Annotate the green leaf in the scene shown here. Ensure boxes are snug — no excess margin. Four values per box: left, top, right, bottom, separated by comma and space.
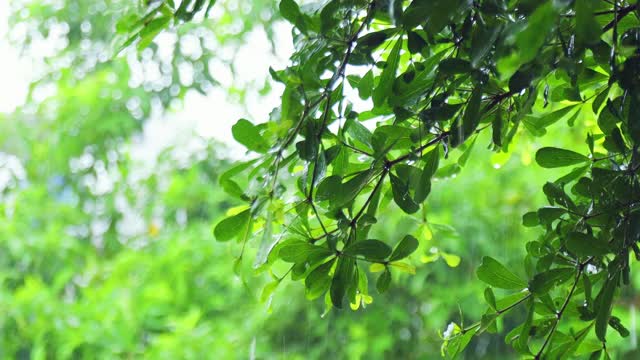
470, 24, 501, 67
444, 327, 477, 359
450, 86, 483, 147
376, 268, 391, 293
219, 159, 259, 198
373, 37, 402, 107
255, 210, 276, 269
390, 173, 420, 214
592, 88, 609, 114
315, 175, 342, 202
277, 240, 333, 264
516, 3, 557, 64
204, 0, 217, 17
556, 323, 593, 360
137, 16, 171, 50
345, 117, 373, 147
484, 287, 497, 311
422, 103, 463, 123
537, 206, 567, 225
320, 0, 339, 34
508, 69, 535, 93
542, 181, 574, 207
356, 31, 390, 50
343, 240, 392, 261
438, 58, 472, 75
555, 165, 589, 185
628, 93, 640, 143
457, 136, 477, 167
260, 280, 281, 302
390, 50, 446, 105
213, 209, 251, 242
279, 0, 302, 25
390, 261, 416, 274
358, 70, 374, 100
305, 259, 336, 300
597, 100, 620, 135
232, 119, 269, 153
116, 14, 140, 34
535, 147, 589, 168
523, 105, 578, 134
476, 256, 527, 289
389, 235, 419, 261
330, 257, 355, 308
407, 31, 427, 54
333, 170, 374, 208
415, 146, 439, 203
522, 211, 539, 227
565, 232, 610, 257
528, 267, 575, 294
595, 273, 619, 341
478, 313, 498, 334
434, 163, 461, 179
372, 125, 413, 155
575, 0, 602, 47
441, 253, 461, 267
403, 0, 465, 33
496, 291, 530, 310
608, 316, 630, 338
516, 297, 534, 353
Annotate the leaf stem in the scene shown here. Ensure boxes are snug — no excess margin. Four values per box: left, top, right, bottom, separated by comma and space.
458, 292, 533, 335
534, 267, 584, 359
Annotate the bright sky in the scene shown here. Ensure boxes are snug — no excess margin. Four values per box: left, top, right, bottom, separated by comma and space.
0, 2, 30, 113
0, 3, 292, 159
0, 5, 296, 232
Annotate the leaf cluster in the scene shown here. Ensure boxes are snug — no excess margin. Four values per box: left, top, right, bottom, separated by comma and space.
130, 0, 640, 358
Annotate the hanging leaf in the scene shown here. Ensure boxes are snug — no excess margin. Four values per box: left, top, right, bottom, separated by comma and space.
575, 0, 602, 47
608, 316, 630, 338
414, 146, 439, 203
305, 259, 336, 300
476, 256, 527, 289
390, 173, 420, 214
565, 232, 610, 257
438, 58, 473, 75
277, 240, 334, 264
232, 119, 270, 153
484, 287, 497, 311
213, 209, 251, 242
260, 280, 281, 302
330, 257, 355, 308
522, 212, 539, 227
537, 206, 567, 225
402, 0, 466, 33
595, 273, 619, 341
376, 268, 391, 293
407, 31, 427, 54
535, 147, 589, 168
279, 0, 303, 26
343, 240, 392, 261
528, 267, 575, 294
389, 235, 419, 261
373, 37, 403, 107
450, 86, 483, 147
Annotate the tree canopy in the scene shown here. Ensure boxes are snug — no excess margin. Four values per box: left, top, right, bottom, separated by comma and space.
2, 0, 640, 358
203, 0, 639, 358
